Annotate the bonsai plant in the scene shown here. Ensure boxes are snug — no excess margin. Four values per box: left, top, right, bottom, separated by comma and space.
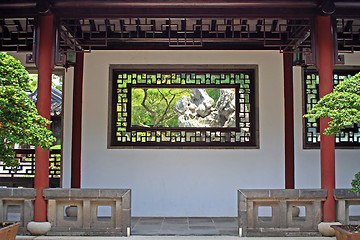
304, 72, 360, 240
0, 52, 55, 238
0, 52, 55, 169
351, 172, 360, 193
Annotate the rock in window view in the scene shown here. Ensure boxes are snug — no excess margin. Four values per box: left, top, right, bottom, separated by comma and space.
131, 88, 237, 128
110, 66, 257, 147
176, 88, 237, 128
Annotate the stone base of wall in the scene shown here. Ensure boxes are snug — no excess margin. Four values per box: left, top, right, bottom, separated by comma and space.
246, 228, 322, 237
238, 189, 327, 237
46, 228, 123, 236
334, 189, 360, 225
0, 188, 36, 235
43, 188, 131, 236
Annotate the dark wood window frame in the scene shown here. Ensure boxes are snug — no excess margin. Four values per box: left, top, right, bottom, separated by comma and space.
108, 64, 259, 148
303, 67, 360, 149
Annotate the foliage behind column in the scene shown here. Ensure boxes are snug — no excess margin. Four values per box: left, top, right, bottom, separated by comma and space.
304, 72, 360, 192
0, 52, 55, 169
304, 72, 360, 135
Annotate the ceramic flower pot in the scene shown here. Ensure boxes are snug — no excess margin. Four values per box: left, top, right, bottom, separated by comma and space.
0, 222, 21, 240
331, 225, 360, 240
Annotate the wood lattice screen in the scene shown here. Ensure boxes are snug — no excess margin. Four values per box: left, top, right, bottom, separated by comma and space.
304, 68, 360, 148
109, 65, 257, 148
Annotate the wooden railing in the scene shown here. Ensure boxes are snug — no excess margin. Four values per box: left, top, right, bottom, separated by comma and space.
0, 149, 61, 187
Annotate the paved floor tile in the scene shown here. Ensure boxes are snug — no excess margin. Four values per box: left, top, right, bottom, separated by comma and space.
131, 217, 235, 236
16, 237, 337, 240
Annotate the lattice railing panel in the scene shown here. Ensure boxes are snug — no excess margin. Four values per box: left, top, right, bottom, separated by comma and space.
110, 68, 256, 147
0, 149, 61, 178
304, 69, 360, 148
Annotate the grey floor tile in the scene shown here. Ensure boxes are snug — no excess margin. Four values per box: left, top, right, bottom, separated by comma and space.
138, 217, 164, 223
189, 226, 215, 230
212, 217, 237, 222
131, 217, 237, 236
189, 217, 214, 222
131, 217, 141, 229
163, 218, 188, 225
188, 229, 220, 235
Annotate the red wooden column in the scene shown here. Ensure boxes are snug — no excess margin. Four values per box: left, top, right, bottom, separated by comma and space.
283, 52, 295, 189
315, 15, 336, 222
71, 52, 84, 188
34, 14, 54, 222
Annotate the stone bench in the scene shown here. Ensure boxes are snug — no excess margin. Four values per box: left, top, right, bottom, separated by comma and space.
334, 189, 360, 225
43, 188, 131, 236
0, 187, 36, 234
238, 189, 327, 237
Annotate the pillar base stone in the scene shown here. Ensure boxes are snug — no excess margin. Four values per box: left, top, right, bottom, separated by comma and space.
27, 221, 51, 236
318, 222, 341, 236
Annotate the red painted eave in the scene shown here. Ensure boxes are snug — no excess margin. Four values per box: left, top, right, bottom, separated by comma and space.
51, 0, 319, 18
1, 0, 360, 19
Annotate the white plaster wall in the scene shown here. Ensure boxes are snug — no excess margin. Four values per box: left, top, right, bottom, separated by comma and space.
68, 50, 360, 216
6, 50, 360, 217
77, 50, 286, 217
62, 67, 74, 188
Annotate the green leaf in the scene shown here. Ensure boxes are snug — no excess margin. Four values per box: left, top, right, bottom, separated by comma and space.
0, 53, 55, 171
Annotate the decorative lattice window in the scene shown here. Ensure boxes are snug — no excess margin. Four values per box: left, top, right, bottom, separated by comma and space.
304, 68, 360, 148
109, 65, 258, 148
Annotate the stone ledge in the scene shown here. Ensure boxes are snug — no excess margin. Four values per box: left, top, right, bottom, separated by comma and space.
238, 189, 327, 200
334, 189, 360, 199
43, 188, 131, 200
0, 187, 36, 198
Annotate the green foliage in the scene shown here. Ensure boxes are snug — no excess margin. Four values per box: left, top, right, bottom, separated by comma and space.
132, 88, 191, 127
350, 172, 360, 193
0, 52, 55, 170
0, 52, 31, 91
304, 72, 360, 135
28, 73, 63, 92
28, 74, 38, 92
206, 88, 220, 105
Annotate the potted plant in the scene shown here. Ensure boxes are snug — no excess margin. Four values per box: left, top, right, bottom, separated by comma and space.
331, 224, 360, 240
0, 222, 22, 240
0, 52, 55, 236
329, 172, 360, 240
304, 72, 360, 240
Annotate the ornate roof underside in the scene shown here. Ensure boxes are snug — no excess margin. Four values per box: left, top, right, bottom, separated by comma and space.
1, 17, 359, 52
0, 1, 359, 60
2, 0, 360, 18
